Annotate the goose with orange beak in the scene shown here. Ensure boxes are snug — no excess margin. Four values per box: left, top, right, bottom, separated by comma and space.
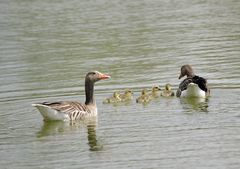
32, 71, 110, 121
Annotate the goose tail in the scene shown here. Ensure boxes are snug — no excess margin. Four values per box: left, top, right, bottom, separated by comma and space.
32, 103, 69, 121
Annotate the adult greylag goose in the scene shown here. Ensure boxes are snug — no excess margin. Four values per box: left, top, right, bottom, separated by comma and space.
103, 91, 121, 104
161, 84, 174, 97
32, 71, 110, 121
176, 65, 210, 98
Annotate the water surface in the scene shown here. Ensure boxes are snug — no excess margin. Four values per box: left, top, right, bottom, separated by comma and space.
0, 0, 239, 169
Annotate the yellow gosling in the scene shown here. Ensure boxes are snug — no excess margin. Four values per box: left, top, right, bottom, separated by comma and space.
150, 85, 161, 98
103, 91, 121, 104
120, 89, 133, 102
136, 89, 152, 103
161, 83, 174, 97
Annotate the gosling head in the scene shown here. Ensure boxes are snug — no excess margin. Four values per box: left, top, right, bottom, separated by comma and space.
152, 85, 161, 92
113, 91, 120, 98
165, 84, 172, 91
141, 89, 148, 95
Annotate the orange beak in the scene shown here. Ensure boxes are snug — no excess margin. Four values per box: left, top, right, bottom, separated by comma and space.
98, 72, 111, 80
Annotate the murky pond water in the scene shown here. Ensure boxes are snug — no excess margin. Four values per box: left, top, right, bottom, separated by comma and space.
0, 0, 239, 168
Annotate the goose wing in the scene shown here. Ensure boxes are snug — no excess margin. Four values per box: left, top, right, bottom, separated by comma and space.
176, 77, 193, 97
178, 77, 193, 91
192, 76, 208, 92
40, 101, 92, 120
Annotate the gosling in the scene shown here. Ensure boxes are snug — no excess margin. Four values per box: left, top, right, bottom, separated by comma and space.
103, 91, 122, 103
161, 84, 174, 97
136, 89, 152, 103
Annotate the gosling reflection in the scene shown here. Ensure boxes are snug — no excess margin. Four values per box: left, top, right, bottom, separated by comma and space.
180, 97, 209, 112
37, 119, 103, 151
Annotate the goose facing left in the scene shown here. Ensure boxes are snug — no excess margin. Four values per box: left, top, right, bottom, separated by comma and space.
32, 71, 110, 121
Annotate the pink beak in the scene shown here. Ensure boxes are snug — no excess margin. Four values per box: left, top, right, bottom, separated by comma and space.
98, 72, 111, 80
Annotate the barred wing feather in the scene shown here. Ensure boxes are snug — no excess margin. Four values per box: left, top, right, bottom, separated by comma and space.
34, 101, 96, 121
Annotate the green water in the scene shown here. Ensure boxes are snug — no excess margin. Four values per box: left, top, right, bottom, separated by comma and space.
0, 0, 239, 168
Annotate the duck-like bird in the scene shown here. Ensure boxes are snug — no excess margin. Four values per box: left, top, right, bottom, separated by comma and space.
161, 84, 174, 97
119, 89, 133, 102
32, 71, 110, 121
103, 91, 121, 104
136, 89, 151, 103
150, 85, 161, 98
176, 65, 210, 98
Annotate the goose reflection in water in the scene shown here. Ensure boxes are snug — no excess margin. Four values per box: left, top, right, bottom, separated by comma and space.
36, 118, 103, 151
180, 97, 209, 112
87, 124, 103, 151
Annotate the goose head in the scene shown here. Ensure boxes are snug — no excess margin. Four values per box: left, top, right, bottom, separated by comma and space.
152, 85, 161, 92
179, 65, 195, 79
85, 71, 110, 105
85, 71, 111, 83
